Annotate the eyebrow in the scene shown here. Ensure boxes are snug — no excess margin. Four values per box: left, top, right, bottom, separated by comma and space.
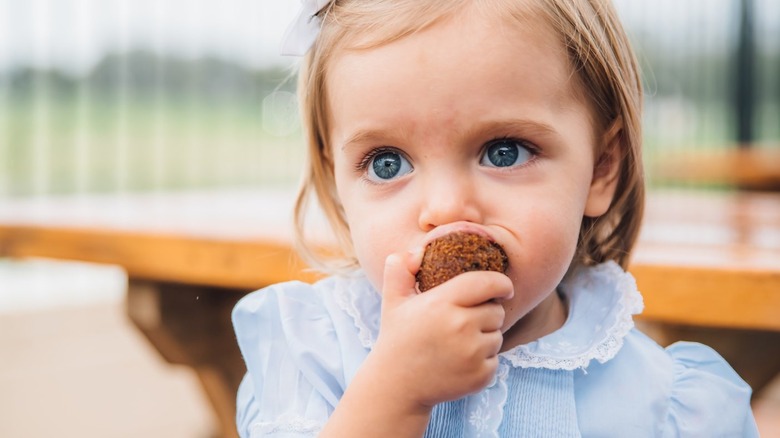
462, 118, 560, 140
340, 130, 392, 152
340, 118, 561, 151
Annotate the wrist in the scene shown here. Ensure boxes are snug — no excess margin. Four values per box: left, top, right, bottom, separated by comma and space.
322, 350, 432, 438
361, 350, 435, 417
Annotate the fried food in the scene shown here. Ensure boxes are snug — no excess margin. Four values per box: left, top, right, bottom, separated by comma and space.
416, 231, 508, 292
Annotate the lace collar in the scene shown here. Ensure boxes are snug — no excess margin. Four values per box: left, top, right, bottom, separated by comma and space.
331, 261, 643, 371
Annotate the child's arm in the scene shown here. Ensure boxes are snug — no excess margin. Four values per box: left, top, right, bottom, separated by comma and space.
320, 251, 513, 437
319, 351, 433, 437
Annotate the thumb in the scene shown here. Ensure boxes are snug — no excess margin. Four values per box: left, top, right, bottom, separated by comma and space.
381, 248, 422, 304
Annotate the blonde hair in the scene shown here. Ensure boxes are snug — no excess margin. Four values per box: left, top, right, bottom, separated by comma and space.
294, 0, 644, 273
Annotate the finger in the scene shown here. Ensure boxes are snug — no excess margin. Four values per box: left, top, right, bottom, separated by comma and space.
437, 271, 514, 307
481, 330, 504, 358
406, 245, 424, 275
476, 301, 506, 333
381, 251, 420, 304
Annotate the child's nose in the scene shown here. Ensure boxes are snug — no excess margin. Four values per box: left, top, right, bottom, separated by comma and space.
417, 173, 482, 231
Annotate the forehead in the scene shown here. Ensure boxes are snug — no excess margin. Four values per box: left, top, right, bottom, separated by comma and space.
325, 4, 588, 144
328, 0, 548, 53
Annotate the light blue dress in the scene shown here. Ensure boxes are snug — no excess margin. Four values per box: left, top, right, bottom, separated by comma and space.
232, 261, 759, 437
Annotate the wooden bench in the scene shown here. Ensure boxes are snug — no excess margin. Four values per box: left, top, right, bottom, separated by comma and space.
652, 147, 780, 191
1, 189, 779, 437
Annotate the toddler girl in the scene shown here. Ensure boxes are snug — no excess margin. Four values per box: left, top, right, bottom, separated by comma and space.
233, 0, 759, 436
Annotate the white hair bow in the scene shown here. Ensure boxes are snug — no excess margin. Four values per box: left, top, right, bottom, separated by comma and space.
280, 0, 332, 56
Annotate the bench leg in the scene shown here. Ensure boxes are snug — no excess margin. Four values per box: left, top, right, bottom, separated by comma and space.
126, 281, 248, 438
196, 365, 243, 438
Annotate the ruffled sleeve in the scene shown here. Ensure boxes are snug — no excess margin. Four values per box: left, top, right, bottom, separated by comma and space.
232, 281, 345, 437
663, 342, 759, 437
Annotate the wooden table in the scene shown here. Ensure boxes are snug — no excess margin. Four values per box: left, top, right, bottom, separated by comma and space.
1, 188, 779, 437
652, 147, 780, 191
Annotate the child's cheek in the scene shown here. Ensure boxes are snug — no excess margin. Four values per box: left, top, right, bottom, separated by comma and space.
509, 207, 581, 289
351, 230, 394, 293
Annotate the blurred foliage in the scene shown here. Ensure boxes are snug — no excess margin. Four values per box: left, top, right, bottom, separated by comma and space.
5, 50, 296, 102
0, 52, 303, 196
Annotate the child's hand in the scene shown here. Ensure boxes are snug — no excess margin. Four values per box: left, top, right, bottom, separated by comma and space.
370, 249, 514, 410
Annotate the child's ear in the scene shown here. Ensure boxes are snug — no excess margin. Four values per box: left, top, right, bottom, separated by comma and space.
584, 118, 623, 218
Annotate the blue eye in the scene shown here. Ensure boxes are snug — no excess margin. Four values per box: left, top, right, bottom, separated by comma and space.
367, 150, 413, 181
480, 139, 532, 168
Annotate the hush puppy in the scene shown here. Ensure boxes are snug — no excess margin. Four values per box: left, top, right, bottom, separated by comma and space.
416, 231, 508, 292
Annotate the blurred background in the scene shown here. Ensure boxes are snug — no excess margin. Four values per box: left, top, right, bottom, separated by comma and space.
0, 0, 778, 199
0, 0, 779, 437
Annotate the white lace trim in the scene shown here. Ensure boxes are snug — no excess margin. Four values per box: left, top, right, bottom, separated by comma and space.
501, 261, 644, 370
332, 275, 378, 350
249, 415, 323, 436
465, 361, 510, 437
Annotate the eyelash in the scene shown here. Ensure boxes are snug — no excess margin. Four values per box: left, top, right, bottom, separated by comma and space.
481, 136, 540, 165
484, 136, 539, 154
354, 146, 405, 173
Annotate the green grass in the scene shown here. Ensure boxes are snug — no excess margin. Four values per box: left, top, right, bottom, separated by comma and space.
0, 94, 305, 197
